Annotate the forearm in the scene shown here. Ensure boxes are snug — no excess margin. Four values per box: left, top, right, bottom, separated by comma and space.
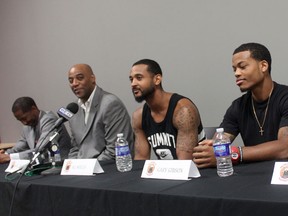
134, 153, 150, 160
176, 149, 193, 160
176, 133, 197, 160
134, 143, 150, 160
242, 140, 288, 162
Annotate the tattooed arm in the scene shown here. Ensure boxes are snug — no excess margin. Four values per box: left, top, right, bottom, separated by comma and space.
173, 98, 200, 159
132, 107, 151, 160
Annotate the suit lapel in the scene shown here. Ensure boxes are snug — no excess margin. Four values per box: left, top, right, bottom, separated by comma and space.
79, 87, 103, 143
27, 111, 43, 148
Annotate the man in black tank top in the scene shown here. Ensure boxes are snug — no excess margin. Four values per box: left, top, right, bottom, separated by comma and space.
129, 59, 205, 160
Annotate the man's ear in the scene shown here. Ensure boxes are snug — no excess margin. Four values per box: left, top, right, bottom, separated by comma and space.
260, 60, 269, 73
154, 74, 162, 86
30, 105, 38, 111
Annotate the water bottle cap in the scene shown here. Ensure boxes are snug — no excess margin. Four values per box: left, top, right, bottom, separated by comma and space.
216, 128, 224, 133
117, 133, 124, 137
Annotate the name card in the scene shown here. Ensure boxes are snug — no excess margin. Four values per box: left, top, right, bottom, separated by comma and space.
5, 159, 30, 173
141, 160, 201, 180
61, 159, 104, 176
271, 162, 288, 185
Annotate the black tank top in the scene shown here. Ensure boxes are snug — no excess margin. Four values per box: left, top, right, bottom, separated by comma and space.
142, 93, 204, 159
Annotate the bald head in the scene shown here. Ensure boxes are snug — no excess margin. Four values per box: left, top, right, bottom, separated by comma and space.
68, 64, 96, 102
69, 64, 94, 75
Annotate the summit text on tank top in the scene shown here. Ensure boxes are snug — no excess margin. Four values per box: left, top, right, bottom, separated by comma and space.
142, 93, 205, 159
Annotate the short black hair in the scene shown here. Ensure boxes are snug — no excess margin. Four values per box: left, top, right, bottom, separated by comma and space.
132, 59, 162, 76
233, 42, 272, 74
12, 97, 37, 113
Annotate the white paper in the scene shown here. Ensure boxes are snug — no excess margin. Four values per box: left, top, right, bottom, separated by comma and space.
61, 159, 104, 176
271, 162, 288, 185
141, 160, 201, 180
5, 159, 30, 173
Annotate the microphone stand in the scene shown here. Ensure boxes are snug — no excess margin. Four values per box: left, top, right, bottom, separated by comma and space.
22, 130, 61, 176
40, 131, 63, 175
5, 131, 57, 179
29, 131, 58, 167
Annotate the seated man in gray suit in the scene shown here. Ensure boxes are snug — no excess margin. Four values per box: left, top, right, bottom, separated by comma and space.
67, 64, 133, 160
0, 97, 72, 163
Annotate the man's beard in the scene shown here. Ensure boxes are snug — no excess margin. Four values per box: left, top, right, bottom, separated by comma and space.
134, 86, 155, 103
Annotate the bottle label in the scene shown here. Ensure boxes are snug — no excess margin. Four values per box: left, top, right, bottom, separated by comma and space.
213, 143, 231, 157
116, 145, 130, 156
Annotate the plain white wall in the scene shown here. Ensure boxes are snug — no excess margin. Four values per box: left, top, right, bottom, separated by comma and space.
1, 0, 288, 146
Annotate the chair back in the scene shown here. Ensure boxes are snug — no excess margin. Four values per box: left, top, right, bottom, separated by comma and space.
204, 127, 218, 139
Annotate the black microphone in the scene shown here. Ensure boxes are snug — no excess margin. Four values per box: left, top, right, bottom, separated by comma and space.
50, 102, 79, 133
37, 102, 79, 152
38, 103, 79, 176
30, 103, 79, 166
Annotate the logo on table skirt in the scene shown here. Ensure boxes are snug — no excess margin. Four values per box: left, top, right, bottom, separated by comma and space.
146, 162, 156, 176
279, 163, 288, 181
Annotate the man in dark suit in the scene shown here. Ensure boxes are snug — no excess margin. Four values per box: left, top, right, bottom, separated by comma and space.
67, 64, 133, 160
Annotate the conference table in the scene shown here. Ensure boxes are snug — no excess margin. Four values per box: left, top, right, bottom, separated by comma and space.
1, 160, 288, 216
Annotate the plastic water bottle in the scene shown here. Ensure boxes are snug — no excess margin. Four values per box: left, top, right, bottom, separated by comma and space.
115, 133, 132, 172
213, 128, 233, 177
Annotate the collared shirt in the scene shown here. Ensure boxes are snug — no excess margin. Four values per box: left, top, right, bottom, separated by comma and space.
78, 86, 97, 125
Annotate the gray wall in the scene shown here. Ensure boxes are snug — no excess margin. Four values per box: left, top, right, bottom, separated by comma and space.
1, 0, 288, 146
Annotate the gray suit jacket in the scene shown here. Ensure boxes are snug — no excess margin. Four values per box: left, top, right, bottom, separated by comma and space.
68, 86, 134, 160
7, 110, 72, 160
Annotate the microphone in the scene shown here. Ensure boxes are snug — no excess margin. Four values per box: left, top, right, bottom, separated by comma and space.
50, 102, 79, 133
38, 102, 79, 151
39, 103, 79, 176
30, 103, 79, 167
